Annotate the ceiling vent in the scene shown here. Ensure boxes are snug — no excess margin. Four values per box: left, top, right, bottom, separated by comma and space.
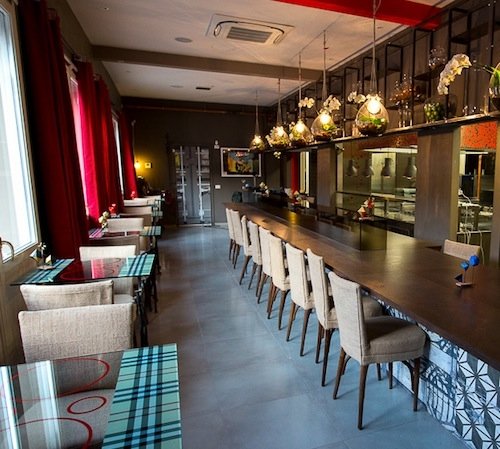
207, 14, 293, 45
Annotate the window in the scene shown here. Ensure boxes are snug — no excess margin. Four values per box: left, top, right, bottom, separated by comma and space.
112, 114, 124, 194
0, 1, 37, 261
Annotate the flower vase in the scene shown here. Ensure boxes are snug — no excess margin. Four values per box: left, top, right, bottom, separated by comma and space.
311, 109, 342, 141
289, 119, 313, 147
489, 62, 500, 111
423, 97, 445, 123
355, 94, 389, 136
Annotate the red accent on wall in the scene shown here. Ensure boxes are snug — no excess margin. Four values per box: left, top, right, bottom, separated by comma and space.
290, 153, 300, 193
273, 0, 441, 30
460, 122, 498, 150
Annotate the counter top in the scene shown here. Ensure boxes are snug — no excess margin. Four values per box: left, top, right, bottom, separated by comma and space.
227, 202, 500, 371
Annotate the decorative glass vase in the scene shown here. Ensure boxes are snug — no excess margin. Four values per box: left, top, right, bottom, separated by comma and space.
311, 109, 341, 141
266, 125, 290, 150
423, 97, 445, 123
489, 62, 500, 111
355, 94, 389, 136
289, 119, 313, 147
249, 135, 266, 152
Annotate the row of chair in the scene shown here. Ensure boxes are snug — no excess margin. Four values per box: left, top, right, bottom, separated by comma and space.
225, 207, 427, 430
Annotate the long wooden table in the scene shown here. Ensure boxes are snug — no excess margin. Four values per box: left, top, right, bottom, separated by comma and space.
228, 202, 500, 371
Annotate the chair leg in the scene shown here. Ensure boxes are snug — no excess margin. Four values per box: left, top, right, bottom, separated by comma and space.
238, 256, 251, 284
413, 358, 421, 412
286, 302, 297, 341
228, 239, 234, 261
388, 362, 393, 389
315, 322, 323, 363
358, 364, 369, 430
267, 284, 278, 318
257, 273, 268, 303
248, 263, 258, 289
232, 245, 241, 268
333, 347, 346, 399
300, 309, 312, 356
377, 363, 382, 381
322, 328, 333, 386
277, 289, 289, 330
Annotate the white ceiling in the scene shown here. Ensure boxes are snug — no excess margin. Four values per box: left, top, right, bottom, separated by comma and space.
66, 0, 455, 106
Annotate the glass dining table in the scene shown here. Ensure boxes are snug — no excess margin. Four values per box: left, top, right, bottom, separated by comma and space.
0, 344, 181, 448
12, 254, 156, 347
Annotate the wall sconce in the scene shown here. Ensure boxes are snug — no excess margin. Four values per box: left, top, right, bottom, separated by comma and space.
134, 160, 141, 169
403, 156, 417, 179
381, 158, 393, 177
361, 159, 374, 177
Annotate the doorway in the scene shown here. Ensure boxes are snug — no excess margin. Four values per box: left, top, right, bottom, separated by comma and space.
174, 146, 212, 225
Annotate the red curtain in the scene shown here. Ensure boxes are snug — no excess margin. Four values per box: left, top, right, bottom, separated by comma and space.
17, 0, 88, 258
118, 112, 138, 199
95, 78, 124, 212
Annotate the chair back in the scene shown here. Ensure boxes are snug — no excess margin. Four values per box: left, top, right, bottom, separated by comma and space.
122, 205, 152, 215
107, 217, 144, 232
123, 198, 149, 206
259, 227, 272, 276
307, 248, 332, 328
87, 234, 140, 254
120, 212, 152, 226
20, 281, 114, 311
285, 243, 313, 309
230, 209, 243, 246
19, 303, 134, 363
269, 233, 287, 290
241, 215, 252, 256
443, 239, 480, 260
248, 220, 262, 265
79, 245, 136, 296
328, 271, 367, 362
226, 208, 235, 240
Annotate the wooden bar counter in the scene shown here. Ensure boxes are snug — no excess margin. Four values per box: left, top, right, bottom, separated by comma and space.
227, 202, 500, 372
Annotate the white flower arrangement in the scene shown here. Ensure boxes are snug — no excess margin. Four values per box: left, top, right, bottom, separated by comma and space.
347, 90, 366, 105
299, 95, 341, 113
437, 54, 471, 95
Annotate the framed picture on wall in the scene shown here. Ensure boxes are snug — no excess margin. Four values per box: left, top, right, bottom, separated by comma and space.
220, 147, 261, 177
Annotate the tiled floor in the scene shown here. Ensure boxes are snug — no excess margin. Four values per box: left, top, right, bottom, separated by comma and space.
149, 226, 467, 449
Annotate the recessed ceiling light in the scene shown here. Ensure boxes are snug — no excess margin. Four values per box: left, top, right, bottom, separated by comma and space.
175, 37, 192, 43
103, 7, 110, 11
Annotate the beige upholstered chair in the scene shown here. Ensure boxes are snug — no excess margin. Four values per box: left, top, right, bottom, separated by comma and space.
107, 217, 144, 233
247, 220, 262, 291
120, 212, 153, 226
257, 227, 272, 303
123, 198, 149, 206
225, 208, 235, 262
122, 205, 152, 215
79, 245, 137, 304
267, 233, 290, 329
88, 234, 140, 253
285, 243, 314, 356
230, 209, 244, 268
20, 280, 114, 311
443, 239, 480, 260
328, 271, 427, 429
238, 215, 254, 284
307, 248, 382, 386
19, 303, 135, 362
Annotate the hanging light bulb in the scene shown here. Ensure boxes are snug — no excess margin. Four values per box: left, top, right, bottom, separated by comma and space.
381, 158, 393, 177
355, 0, 389, 137
265, 78, 290, 151
290, 52, 313, 147
403, 155, 417, 179
311, 31, 340, 141
361, 158, 375, 177
249, 91, 265, 152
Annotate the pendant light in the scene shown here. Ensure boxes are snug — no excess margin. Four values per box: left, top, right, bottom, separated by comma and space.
346, 159, 358, 177
381, 157, 393, 177
311, 31, 337, 141
249, 91, 265, 152
361, 158, 375, 177
355, 0, 389, 137
290, 52, 313, 147
265, 78, 290, 151
403, 155, 417, 179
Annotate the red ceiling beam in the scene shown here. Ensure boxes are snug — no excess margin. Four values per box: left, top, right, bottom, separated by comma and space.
273, 0, 442, 30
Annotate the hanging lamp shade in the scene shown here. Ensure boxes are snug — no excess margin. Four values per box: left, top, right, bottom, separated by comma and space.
249, 91, 266, 152
355, 0, 389, 137
381, 157, 393, 177
266, 79, 290, 150
403, 155, 417, 179
290, 52, 313, 147
346, 159, 358, 177
361, 158, 374, 177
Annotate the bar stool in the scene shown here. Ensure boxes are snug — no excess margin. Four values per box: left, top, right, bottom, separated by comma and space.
257, 227, 272, 304
267, 233, 290, 329
307, 248, 382, 386
328, 271, 427, 430
247, 220, 262, 291
284, 243, 314, 356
